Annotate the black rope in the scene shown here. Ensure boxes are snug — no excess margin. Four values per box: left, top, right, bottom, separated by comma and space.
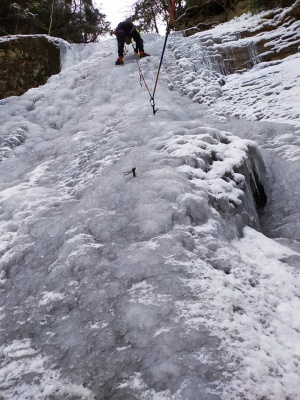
152, 24, 170, 99
132, 23, 171, 116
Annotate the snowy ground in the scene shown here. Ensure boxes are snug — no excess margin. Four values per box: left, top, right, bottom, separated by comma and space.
0, 10, 300, 400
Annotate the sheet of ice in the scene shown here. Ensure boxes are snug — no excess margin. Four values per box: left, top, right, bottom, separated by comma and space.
0, 339, 92, 399
0, 15, 299, 400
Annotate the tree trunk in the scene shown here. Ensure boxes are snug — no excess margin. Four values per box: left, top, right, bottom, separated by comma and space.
151, 7, 159, 33
15, 17, 19, 35
48, 0, 55, 36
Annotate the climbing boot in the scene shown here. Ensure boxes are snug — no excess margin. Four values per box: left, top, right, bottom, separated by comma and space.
115, 57, 124, 65
139, 51, 150, 58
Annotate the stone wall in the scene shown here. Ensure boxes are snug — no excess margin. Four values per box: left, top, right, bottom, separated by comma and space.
0, 35, 61, 100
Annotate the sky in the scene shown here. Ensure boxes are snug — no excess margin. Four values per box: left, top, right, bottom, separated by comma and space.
95, 0, 136, 29
0, 7, 300, 400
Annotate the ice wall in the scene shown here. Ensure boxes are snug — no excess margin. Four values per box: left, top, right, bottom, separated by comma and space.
0, 88, 268, 398
0, 26, 299, 399
0, 53, 271, 398
59, 41, 111, 70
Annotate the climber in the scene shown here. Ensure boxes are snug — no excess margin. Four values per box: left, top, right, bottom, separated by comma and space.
113, 19, 150, 65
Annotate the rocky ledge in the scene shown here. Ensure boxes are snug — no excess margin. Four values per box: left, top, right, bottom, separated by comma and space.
0, 35, 61, 100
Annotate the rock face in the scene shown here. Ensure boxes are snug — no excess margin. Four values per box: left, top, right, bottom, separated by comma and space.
176, 8, 300, 77
176, 0, 296, 33
0, 35, 60, 99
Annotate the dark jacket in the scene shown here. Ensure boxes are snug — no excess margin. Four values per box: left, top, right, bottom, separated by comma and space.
115, 21, 135, 36
115, 21, 144, 57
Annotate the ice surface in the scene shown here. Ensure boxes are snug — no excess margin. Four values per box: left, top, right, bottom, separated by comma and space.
0, 13, 300, 400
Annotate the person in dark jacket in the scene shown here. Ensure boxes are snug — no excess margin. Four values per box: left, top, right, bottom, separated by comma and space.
114, 19, 149, 65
